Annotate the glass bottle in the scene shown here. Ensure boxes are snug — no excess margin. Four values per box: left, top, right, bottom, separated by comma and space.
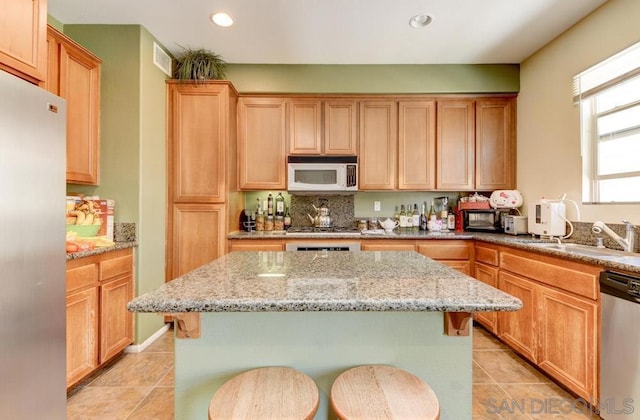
393, 206, 400, 226
267, 193, 274, 216
447, 207, 456, 230
283, 206, 291, 230
412, 204, 420, 231
275, 192, 285, 217
420, 203, 428, 231
428, 199, 437, 221
399, 204, 407, 232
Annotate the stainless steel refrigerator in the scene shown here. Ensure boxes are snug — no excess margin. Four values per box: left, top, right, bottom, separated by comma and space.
0, 69, 67, 418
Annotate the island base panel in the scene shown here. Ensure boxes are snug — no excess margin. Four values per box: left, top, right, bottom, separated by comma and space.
174, 311, 471, 420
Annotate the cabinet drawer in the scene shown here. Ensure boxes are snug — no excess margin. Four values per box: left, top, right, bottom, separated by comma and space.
475, 243, 499, 266
100, 253, 133, 281
417, 240, 471, 260
500, 250, 599, 300
66, 263, 98, 292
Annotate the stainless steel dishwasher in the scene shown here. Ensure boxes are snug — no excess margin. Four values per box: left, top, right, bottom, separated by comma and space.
599, 270, 640, 419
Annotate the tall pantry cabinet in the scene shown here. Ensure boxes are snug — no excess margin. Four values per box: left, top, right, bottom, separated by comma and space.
166, 81, 243, 280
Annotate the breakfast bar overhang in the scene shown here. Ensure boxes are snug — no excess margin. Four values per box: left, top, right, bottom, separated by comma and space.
128, 251, 522, 419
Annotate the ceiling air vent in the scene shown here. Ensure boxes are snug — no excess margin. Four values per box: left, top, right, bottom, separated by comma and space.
153, 42, 172, 77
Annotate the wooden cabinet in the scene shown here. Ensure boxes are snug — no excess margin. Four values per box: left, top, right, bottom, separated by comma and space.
416, 240, 472, 275
497, 270, 538, 362
228, 239, 285, 252
472, 242, 500, 333
46, 26, 101, 185
288, 99, 358, 155
361, 240, 415, 251
436, 100, 475, 190
496, 247, 601, 400
538, 285, 598, 400
358, 101, 398, 190
288, 99, 322, 154
167, 81, 241, 280
169, 203, 226, 278
324, 100, 358, 155
238, 97, 287, 189
475, 98, 516, 190
398, 101, 436, 190
0, 0, 47, 83
66, 248, 134, 389
168, 83, 231, 203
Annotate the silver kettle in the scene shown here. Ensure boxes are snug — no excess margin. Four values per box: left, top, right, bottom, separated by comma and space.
307, 202, 332, 228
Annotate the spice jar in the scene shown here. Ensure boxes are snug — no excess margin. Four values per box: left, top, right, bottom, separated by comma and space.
264, 215, 274, 231
256, 214, 265, 231
357, 219, 368, 231
368, 217, 378, 230
274, 216, 284, 231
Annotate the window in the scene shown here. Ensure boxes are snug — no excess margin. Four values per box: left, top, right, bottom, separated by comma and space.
575, 42, 640, 203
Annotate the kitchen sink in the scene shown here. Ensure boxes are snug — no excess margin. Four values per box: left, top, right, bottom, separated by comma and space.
529, 242, 640, 266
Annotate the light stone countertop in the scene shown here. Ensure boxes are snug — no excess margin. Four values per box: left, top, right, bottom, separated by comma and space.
65, 241, 137, 260
127, 251, 522, 313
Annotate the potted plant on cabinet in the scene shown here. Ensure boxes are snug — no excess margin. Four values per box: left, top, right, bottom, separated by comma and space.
173, 47, 227, 81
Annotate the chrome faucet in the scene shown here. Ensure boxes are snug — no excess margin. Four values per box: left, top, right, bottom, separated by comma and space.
592, 220, 636, 253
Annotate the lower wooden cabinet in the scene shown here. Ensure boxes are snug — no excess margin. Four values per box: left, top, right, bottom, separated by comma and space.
228, 239, 285, 252
497, 270, 537, 362
360, 240, 415, 251
481, 244, 601, 401
66, 248, 134, 389
473, 262, 499, 332
416, 240, 473, 275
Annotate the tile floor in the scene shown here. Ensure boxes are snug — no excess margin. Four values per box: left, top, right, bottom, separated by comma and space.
67, 323, 603, 419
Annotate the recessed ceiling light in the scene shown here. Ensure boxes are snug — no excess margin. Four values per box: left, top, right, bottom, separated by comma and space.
211, 12, 233, 27
409, 14, 433, 28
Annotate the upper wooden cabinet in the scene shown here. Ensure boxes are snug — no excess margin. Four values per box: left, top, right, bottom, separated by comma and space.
46, 26, 101, 185
238, 97, 287, 190
0, 0, 47, 83
398, 100, 436, 190
358, 100, 398, 190
288, 99, 358, 155
168, 82, 235, 203
436, 100, 475, 190
475, 98, 516, 190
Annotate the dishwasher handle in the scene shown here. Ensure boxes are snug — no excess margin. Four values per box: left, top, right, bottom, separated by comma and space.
600, 271, 640, 303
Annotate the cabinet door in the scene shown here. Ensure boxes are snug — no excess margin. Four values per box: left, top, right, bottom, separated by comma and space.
497, 271, 537, 363
398, 101, 436, 190
358, 101, 397, 190
324, 100, 358, 155
168, 203, 226, 279
100, 275, 133, 362
168, 83, 229, 202
48, 27, 102, 185
288, 99, 322, 155
475, 98, 516, 190
416, 240, 471, 260
473, 262, 499, 333
361, 241, 415, 251
238, 98, 287, 189
538, 286, 598, 400
66, 287, 99, 388
436, 100, 474, 190
0, 0, 47, 83
228, 240, 285, 252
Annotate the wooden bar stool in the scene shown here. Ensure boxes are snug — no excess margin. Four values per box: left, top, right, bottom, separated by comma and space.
208, 366, 319, 420
330, 365, 440, 420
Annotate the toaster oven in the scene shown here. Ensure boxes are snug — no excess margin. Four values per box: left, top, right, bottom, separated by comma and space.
462, 209, 510, 233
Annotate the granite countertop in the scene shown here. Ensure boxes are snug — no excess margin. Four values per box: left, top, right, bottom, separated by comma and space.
229, 230, 640, 273
66, 241, 137, 260
127, 251, 522, 313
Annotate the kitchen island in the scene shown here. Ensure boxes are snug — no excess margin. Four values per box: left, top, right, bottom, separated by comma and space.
128, 251, 521, 419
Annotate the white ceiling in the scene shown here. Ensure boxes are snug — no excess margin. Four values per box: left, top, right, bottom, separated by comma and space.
48, 0, 608, 64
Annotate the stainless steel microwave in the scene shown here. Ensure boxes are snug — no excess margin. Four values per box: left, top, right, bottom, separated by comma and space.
462, 209, 511, 232
287, 156, 358, 192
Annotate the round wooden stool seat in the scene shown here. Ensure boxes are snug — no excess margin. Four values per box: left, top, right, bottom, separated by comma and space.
331, 365, 440, 420
208, 366, 319, 420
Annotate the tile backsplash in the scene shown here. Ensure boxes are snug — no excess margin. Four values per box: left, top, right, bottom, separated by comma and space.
290, 194, 355, 228
568, 221, 638, 253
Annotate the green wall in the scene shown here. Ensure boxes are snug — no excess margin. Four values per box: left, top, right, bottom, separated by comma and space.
61, 24, 169, 344
225, 63, 519, 94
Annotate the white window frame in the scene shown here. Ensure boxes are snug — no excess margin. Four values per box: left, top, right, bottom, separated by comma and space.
575, 41, 640, 204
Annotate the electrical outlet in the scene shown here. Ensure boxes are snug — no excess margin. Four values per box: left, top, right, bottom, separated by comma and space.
374, 201, 381, 212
